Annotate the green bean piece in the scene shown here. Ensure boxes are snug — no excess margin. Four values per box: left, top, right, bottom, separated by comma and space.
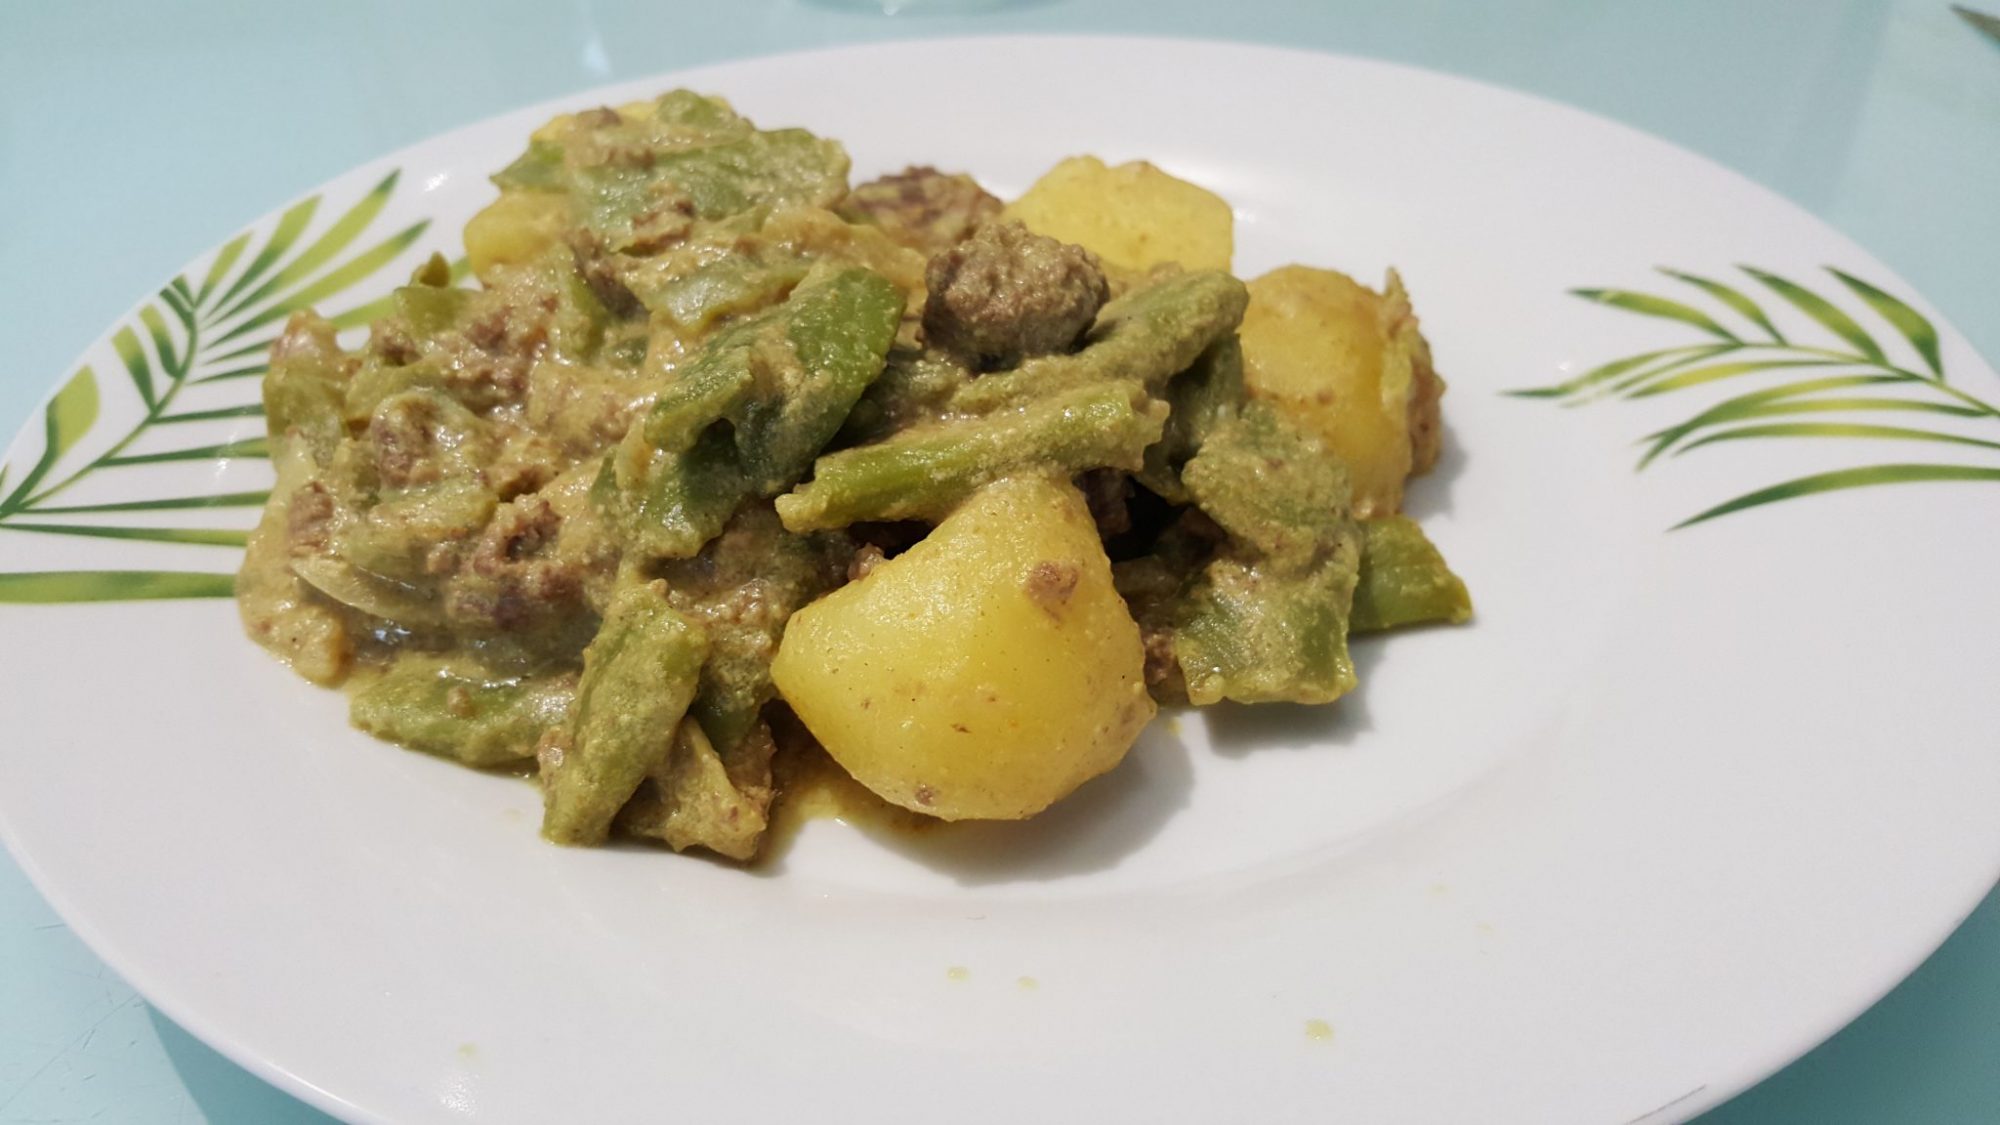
946, 270, 1248, 416
623, 424, 755, 561
556, 95, 848, 251
336, 478, 499, 583
350, 656, 576, 769
775, 381, 1169, 532
605, 269, 900, 557
658, 505, 849, 759
542, 581, 708, 846
736, 267, 905, 492
639, 324, 766, 453
837, 347, 970, 445
1173, 403, 1363, 705
1174, 551, 1358, 706
549, 262, 617, 362
614, 720, 771, 861
1181, 402, 1351, 563
485, 91, 846, 262
627, 251, 813, 338
1138, 335, 1246, 502
1350, 516, 1473, 634
391, 282, 473, 339
262, 312, 349, 464
493, 139, 565, 192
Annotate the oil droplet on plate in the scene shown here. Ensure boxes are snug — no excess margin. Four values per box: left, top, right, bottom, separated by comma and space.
1016, 975, 1038, 991
1304, 1019, 1334, 1042
456, 1042, 479, 1060
946, 966, 970, 982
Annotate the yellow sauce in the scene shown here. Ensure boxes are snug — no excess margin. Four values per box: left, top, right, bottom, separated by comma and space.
946, 966, 971, 982
761, 739, 941, 858
1304, 1019, 1334, 1042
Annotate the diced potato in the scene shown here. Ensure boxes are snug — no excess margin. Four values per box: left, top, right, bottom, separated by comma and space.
1238, 265, 1441, 517
771, 474, 1154, 821
1003, 156, 1233, 274
464, 191, 569, 282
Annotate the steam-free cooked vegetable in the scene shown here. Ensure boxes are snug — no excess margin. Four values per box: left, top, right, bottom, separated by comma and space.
772, 474, 1154, 820
1239, 265, 1445, 517
1004, 155, 1235, 275
236, 89, 1471, 864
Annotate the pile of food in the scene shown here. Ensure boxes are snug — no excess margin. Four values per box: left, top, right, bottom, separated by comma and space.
237, 91, 1470, 862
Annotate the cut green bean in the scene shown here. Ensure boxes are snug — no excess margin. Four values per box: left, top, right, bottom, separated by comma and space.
776, 381, 1169, 531
614, 720, 770, 861
351, 656, 575, 769
542, 581, 707, 845
1351, 516, 1473, 633
604, 269, 901, 558
737, 267, 905, 491
947, 270, 1248, 415
1173, 403, 1362, 705
1138, 334, 1246, 502
659, 505, 848, 758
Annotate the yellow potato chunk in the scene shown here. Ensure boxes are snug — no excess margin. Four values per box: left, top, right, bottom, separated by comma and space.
1239, 265, 1441, 517
463, 191, 569, 282
1003, 156, 1233, 274
771, 475, 1155, 821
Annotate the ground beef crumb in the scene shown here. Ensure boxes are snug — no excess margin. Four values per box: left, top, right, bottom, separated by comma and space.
1077, 468, 1132, 539
1140, 626, 1187, 702
922, 220, 1109, 371
286, 481, 337, 554
1023, 560, 1081, 617
838, 166, 1001, 256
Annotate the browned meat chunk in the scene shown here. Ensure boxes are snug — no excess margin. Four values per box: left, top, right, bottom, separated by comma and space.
366, 270, 562, 412
921, 221, 1110, 371
1077, 468, 1132, 539
837, 166, 1001, 256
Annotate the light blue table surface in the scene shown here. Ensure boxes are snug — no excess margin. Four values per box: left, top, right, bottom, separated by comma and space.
3, 2, 1996, 1121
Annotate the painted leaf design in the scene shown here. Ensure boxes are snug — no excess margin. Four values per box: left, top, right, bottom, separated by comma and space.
1507, 345, 1731, 399
215, 220, 430, 343
99, 437, 269, 468
1676, 464, 2000, 528
1570, 288, 1738, 341
1642, 390, 1974, 466
1530, 265, 2000, 527
1622, 358, 1843, 398
1, 366, 100, 511
0, 570, 235, 603
213, 195, 319, 311
1830, 268, 1943, 377
196, 231, 253, 304
1741, 267, 1887, 364
1675, 422, 2000, 457
33, 490, 271, 515
214, 171, 400, 323
1659, 269, 1786, 343
1, 168, 437, 603
0, 523, 250, 547
111, 326, 157, 409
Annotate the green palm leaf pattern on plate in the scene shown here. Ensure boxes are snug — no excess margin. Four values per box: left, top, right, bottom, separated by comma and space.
0, 171, 434, 603
1513, 265, 2000, 527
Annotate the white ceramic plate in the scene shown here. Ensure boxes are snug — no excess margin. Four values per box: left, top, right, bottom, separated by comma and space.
4, 36, 1998, 1125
